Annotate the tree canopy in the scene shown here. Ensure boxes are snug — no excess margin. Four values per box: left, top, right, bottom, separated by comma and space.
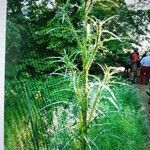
6, 0, 150, 78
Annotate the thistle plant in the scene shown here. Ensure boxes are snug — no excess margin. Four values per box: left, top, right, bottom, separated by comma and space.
17, 0, 123, 149
47, 1, 123, 149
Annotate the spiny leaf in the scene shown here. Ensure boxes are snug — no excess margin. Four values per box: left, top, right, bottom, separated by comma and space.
103, 96, 119, 110
102, 15, 118, 25
102, 30, 122, 42
99, 0, 119, 7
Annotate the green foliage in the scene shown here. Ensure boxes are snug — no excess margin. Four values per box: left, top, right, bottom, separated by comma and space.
5, 76, 75, 149
5, 77, 146, 149
6, 21, 22, 52
6, 2, 38, 80
6, 0, 149, 79
36, 18, 78, 53
5, 0, 150, 149
89, 111, 145, 150
115, 84, 140, 110
6, 13, 34, 63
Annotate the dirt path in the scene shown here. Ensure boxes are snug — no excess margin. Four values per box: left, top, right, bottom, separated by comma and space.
137, 85, 150, 149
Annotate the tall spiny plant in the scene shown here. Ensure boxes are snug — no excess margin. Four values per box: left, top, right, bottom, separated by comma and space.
72, 1, 120, 149
52, 1, 121, 149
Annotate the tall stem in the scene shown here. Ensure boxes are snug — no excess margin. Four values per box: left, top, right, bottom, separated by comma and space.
81, 67, 88, 150
81, 9, 89, 150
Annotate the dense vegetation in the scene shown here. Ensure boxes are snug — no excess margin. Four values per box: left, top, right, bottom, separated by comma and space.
5, 0, 150, 149
5, 77, 146, 149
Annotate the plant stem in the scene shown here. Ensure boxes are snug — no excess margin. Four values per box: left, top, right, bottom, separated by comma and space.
81, 67, 88, 150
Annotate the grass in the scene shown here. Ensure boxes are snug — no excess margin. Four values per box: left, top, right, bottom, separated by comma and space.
87, 83, 146, 150
5, 76, 76, 149
5, 76, 146, 150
